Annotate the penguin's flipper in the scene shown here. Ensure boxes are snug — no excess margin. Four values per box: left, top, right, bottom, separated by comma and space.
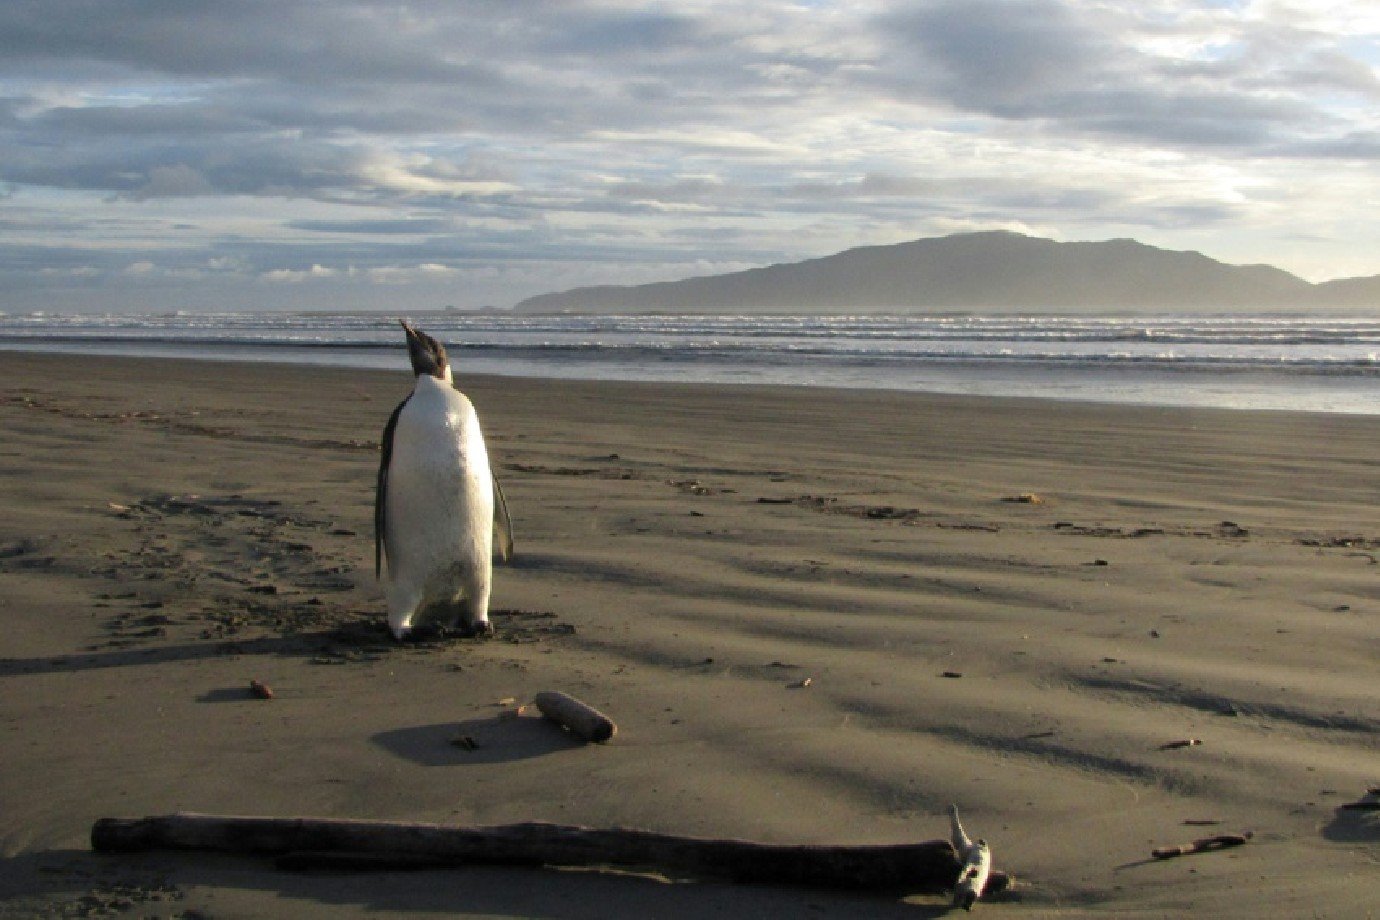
375, 397, 409, 578
492, 475, 514, 563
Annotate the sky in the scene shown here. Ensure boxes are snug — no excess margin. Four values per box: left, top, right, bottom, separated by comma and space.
2, 0, 1378, 313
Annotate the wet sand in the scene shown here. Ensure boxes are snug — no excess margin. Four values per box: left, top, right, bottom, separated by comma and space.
0, 351, 1376, 918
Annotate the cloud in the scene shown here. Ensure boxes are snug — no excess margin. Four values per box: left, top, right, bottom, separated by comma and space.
366, 263, 460, 284
871, 0, 1341, 148
285, 218, 457, 235
128, 164, 216, 199
880, 0, 1111, 109
0, 0, 1376, 310
261, 264, 339, 283
355, 158, 520, 197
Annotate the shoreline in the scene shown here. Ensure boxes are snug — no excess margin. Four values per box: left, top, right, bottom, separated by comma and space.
3, 309, 1377, 417
1, 351, 1376, 917
3, 343, 1377, 419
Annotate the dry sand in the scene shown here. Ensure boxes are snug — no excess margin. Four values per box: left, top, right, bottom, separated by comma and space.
0, 351, 1376, 918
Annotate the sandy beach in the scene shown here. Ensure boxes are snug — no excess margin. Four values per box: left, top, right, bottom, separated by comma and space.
0, 350, 1375, 918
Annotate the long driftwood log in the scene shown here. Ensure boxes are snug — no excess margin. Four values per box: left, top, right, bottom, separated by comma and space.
91, 813, 1005, 894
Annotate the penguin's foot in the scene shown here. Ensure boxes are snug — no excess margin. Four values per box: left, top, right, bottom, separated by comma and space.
399, 620, 493, 641
400, 621, 447, 642
456, 620, 494, 639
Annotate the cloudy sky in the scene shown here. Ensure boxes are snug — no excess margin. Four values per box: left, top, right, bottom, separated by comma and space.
3, 0, 1378, 312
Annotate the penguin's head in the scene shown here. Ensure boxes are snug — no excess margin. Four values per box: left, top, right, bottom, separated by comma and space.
400, 320, 452, 383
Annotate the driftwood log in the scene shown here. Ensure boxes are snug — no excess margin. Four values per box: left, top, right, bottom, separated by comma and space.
1151, 831, 1253, 859
91, 813, 1009, 894
533, 691, 617, 743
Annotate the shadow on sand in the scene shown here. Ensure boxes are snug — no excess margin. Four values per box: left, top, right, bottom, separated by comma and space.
1322, 803, 1380, 844
371, 716, 585, 767
3, 847, 957, 919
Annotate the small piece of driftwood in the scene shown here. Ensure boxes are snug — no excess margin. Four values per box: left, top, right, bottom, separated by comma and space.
1340, 788, 1380, 811
90, 814, 1011, 894
949, 805, 994, 911
533, 691, 617, 743
1151, 831, 1252, 859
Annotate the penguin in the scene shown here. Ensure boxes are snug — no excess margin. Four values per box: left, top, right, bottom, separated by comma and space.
375, 320, 513, 639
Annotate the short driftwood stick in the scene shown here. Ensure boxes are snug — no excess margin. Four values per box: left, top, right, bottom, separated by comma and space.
91, 814, 988, 893
1151, 831, 1253, 859
948, 805, 993, 910
534, 691, 617, 743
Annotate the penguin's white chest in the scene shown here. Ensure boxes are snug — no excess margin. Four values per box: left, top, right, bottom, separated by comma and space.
384, 378, 494, 609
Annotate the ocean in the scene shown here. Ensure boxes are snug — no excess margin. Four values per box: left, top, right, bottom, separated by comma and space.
1, 311, 1376, 415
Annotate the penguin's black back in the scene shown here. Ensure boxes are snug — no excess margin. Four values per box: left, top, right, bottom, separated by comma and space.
374, 394, 410, 578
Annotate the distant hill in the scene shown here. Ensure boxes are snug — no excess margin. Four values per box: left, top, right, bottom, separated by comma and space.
514, 231, 1378, 313
1313, 273, 1380, 308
